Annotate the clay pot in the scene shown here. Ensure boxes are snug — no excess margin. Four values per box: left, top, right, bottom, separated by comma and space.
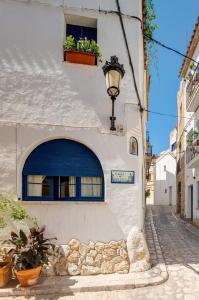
15, 266, 41, 287
0, 261, 12, 288
64, 50, 96, 65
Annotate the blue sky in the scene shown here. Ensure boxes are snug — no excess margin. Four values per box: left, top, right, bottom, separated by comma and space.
148, 0, 199, 154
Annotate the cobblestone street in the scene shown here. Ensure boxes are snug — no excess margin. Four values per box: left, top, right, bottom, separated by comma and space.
4, 205, 199, 300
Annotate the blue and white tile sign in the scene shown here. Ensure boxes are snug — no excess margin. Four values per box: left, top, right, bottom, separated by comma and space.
111, 170, 135, 184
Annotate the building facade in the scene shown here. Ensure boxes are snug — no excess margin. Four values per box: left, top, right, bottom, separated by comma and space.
0, 0, 149, 274
146, 156, 155, 205
176, 81, 187, 215
147, 129, 177, 206
178, 19, 199, 223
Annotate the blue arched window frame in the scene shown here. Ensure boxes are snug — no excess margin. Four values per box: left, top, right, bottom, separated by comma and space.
22, 139, 104, 202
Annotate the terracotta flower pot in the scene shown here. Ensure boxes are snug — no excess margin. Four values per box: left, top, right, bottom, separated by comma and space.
15, 266, 41, 287
64, 50, 96, 65
0, 261, 12, 288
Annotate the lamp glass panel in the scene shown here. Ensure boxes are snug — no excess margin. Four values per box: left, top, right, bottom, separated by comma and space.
105, 70, 121, 94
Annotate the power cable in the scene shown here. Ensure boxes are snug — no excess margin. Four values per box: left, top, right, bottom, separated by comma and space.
61, 2, 199, 68
115, 0, 147, 208
145, 109, 193, 120
115, 0, 143, 111
143, 33, 198, 65
8, 0, 198, 66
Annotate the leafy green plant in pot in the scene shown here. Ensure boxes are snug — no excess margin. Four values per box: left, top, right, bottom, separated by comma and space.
0, 250, 12, 288
7, 226, 56, 287
64, 35, 101, 65
0, 194, 32, 288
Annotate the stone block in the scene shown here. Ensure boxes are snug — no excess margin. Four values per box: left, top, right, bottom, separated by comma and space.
68, 239, 80, 251
81, 265, 101, 275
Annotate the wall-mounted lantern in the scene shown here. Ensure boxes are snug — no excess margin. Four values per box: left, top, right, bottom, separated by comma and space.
102, 56, 125, 131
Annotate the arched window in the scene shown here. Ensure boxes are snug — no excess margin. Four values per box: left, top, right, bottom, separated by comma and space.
129, 137, 138, 155
22, 139, 104, 201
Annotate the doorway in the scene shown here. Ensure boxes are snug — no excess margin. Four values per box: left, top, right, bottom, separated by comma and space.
169, 186, 172, 206
188, 185, 193, 221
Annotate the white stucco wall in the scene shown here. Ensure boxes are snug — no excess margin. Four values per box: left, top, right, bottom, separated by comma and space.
154, 152, 176, 206
0, 0, 146, 243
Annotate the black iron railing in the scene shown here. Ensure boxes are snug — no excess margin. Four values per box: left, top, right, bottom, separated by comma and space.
186, 144, 199, 164
186, 72, 199, 110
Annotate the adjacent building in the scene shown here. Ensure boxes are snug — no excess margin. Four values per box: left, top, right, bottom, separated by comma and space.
177, 18, 199, 223
146, 129, 177, 206
0, 0, 150, 274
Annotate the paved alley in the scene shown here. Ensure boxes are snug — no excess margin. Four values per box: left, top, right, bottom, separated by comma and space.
4, 205, 199, 300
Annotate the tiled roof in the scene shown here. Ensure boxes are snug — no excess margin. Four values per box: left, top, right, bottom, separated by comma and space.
179, 17, 199, 77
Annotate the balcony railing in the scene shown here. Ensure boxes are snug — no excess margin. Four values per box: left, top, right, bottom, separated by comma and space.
186, 71, 199, 111
186, 143, 199, 164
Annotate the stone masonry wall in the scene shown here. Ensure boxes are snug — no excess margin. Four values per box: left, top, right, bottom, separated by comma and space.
0, 229, 150, 275
45, 239, 129, 276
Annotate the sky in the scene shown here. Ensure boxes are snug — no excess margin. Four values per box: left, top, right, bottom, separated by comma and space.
148, 0, 199, 154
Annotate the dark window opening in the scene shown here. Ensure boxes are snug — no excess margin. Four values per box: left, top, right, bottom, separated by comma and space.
66, 24, 97, 42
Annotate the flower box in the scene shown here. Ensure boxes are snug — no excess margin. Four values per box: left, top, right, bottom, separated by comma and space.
64, 50, 96, 65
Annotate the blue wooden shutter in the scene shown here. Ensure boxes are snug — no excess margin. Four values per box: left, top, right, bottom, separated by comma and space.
23, 139, 103, 177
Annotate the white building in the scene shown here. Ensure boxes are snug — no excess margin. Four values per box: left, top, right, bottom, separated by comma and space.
179, 19, 199, 224
0, 0, 150, 274
153, 129, 177, 206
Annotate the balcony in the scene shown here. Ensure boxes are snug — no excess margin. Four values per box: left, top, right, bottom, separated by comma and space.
186, 141, 199, 168
186, 71, 199, 112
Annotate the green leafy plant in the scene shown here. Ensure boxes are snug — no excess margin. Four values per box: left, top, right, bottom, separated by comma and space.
64, 35, 76, 51
144, 0, 158, 69
185, 62, 198, 80
0, 195, 30, 229
90, 40, 101, 58
187, 130, 199, 145
7, 226, 56, 271
64, 36, 101, 58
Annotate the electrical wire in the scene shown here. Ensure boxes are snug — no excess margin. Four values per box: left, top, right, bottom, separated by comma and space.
8, 0, 198, 66
115, 0, 147, 211
115, 0, 143, 111
143, 33, 198, 65
145, 109, 193, 120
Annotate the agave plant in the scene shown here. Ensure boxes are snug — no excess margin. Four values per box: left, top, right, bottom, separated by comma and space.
7, 226, 56, 271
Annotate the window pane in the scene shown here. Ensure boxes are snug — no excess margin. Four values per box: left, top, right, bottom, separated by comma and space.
81, 184, 102, 197
28, 175, 43, 184
92, 177, 102, 184
81, 185, 93, 197
27, 176, 51, 197
81, 177, 102, 197
60, 176, 76, 197
92, 185, 102, 197
28, 184, 43, 197
81, 177, 102, 184
81, 177, 92, 184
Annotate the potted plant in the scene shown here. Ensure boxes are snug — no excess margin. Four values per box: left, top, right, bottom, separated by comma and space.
0, 194, 31, 288
0, 250, 12, 288
64, 35, 101, 65
7, 226, 56, 287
